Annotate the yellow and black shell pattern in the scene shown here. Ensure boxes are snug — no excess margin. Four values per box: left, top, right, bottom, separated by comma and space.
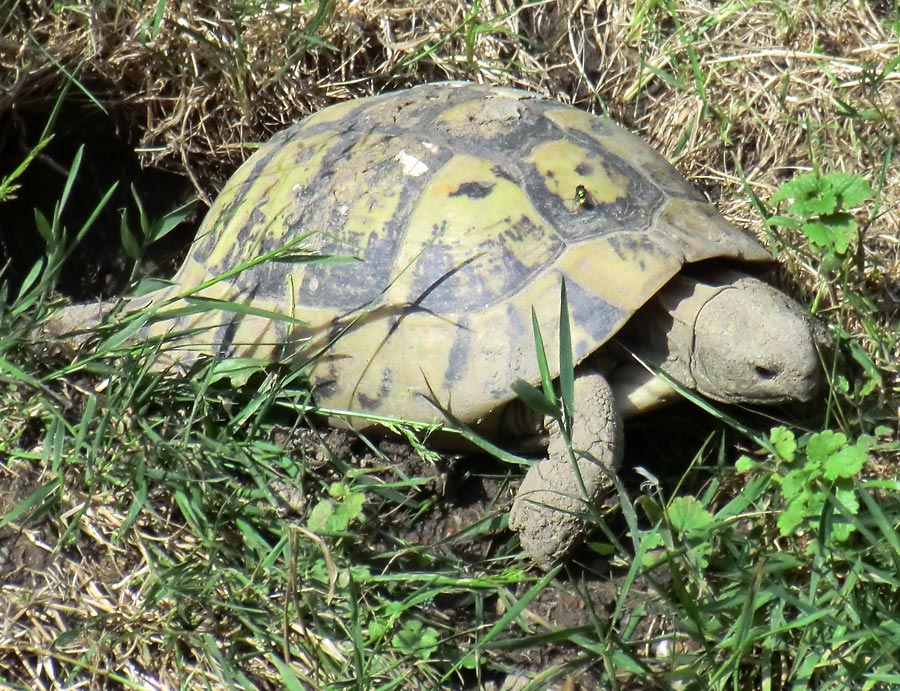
150, 82, 771, 426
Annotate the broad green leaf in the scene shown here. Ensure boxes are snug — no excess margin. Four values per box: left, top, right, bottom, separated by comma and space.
307, 499, 334, 532
336, 492, 365, 523
777, 500, 806, 536
779, 468, 809, 500
510, 378, 558, 418
392, 619, 439, 659
806, 491, 826, 516
734, 455, 756, 473
770, 426, 797, 463
34, 208, 53, 246
329, 511, 351, 531
14, 259, 44, 306
802, 214, 857, 254
831, 523, 855, 542
824, 171, 873, 208
834, 484, 860, 514
823, 441, 868, 480
806, 430, 847, 465
529, 307, 556, 408
208, 357, 269, 386
558, 279, 574, 425
770, 173, 836, 216
667, 496, 714, 534
151, 203, 194, 242
119, 209, 141, 260
367, 619, 387, 642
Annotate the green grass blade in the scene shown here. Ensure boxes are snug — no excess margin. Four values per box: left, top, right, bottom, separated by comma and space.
0, 479, 61, 528
444, 566, 561, 681
557, 279, 574, 426
510, 378, 558, 419
530, 306, 556, 409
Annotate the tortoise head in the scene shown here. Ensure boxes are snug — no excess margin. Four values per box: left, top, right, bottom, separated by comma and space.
679, 270, 825, 405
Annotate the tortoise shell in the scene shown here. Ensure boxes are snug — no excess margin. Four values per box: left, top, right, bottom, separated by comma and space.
148, 82, 770, 425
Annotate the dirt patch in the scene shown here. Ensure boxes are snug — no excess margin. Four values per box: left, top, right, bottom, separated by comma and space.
0, 99, 196, 302
0, 461, 55, 589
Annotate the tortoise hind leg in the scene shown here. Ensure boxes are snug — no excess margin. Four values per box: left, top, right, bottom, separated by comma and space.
508, 368, 622, 565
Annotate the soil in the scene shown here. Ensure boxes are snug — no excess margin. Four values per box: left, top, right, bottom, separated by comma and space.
0, 99, 197, 302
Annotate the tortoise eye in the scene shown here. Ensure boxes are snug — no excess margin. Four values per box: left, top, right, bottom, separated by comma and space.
754, 365, 781, 380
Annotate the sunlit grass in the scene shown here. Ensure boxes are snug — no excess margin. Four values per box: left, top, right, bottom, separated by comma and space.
1, 0, 898, 689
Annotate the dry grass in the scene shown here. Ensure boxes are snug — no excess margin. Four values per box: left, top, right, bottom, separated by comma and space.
1, 0, 899, 689
4, 1, 897, 271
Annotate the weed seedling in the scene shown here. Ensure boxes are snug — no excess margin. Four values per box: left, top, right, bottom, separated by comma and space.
736, 426, 875, 549
768, 170, 873, 273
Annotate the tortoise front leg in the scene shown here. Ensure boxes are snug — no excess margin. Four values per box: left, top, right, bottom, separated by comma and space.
508, 368, 622, 565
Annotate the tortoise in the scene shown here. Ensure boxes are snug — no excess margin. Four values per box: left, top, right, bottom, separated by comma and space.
53, 82, 823, 564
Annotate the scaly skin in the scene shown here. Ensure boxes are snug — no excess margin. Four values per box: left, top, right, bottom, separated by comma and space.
507, 269, 823, 565
508, 370, 622, 566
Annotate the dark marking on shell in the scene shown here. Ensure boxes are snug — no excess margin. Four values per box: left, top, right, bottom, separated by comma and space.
190, 126, 314, 267
409, 246, 485, 312
575, 162, 593, 176
285, 139, 448, 309
563, 277, 628, 355
607, 233, 663, 266
215, 318, 240, 359
313, 377, 339, 400
266, 313, 294, 361
522, 142, 663, 242
473, 106, 559, 154
491, 165, 518, 184
356, 367, 394, 411
444, 316, 472, 389
410, 213, 563, 313
489, 302, 529, 398
450, 181, 495, 199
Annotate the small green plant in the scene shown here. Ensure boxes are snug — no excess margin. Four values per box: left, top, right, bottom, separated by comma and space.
121, 184, 195, 288
639, 495, 716, 570
390, 619, 441, 661
736, 426, 874, 547
307, 481, 366, 533
768, 171, 873, 269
